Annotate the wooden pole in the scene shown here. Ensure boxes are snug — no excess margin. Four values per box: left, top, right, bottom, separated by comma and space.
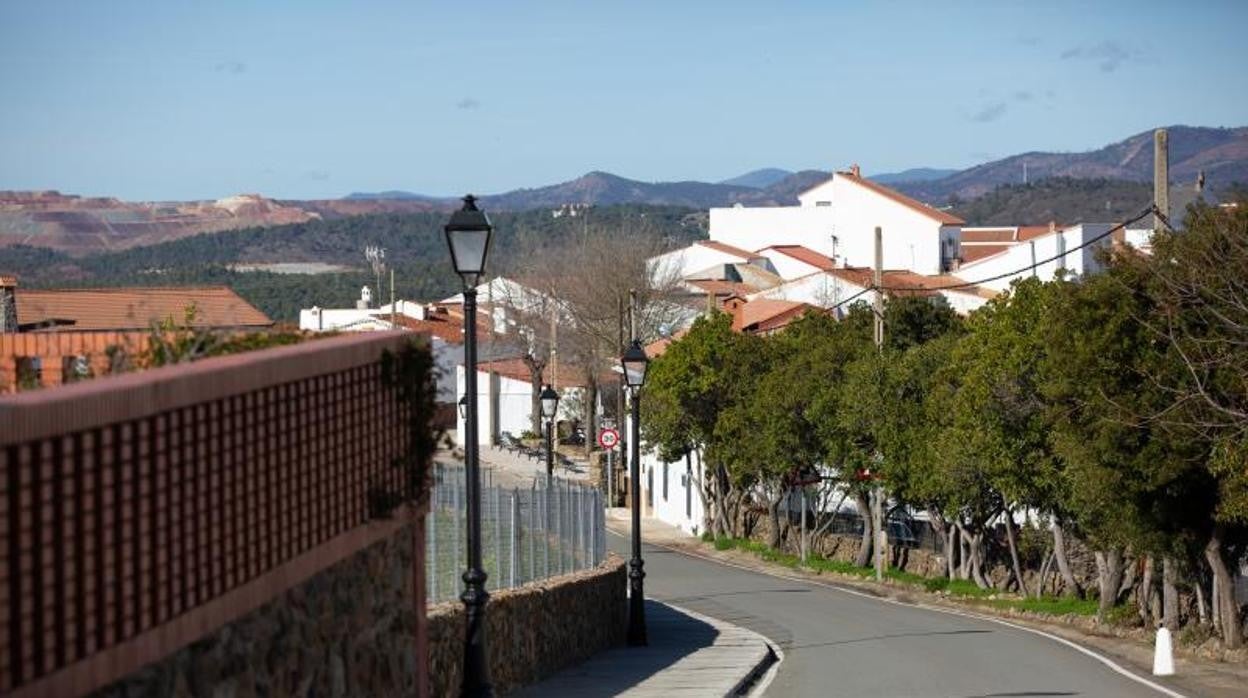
872, 227, 887, 581
1154, 129, 1169, 232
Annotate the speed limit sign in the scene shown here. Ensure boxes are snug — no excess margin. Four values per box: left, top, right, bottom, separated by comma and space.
597, 428, 620, 449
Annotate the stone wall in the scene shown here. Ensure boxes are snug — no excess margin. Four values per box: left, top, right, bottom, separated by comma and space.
428, 554, 627, 696
90, 521, 423, 698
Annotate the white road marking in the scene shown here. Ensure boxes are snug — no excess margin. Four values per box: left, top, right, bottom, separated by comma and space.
612, 529, 1186, 698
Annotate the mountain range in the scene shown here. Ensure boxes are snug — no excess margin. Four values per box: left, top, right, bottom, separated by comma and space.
1, 126, 1243, 254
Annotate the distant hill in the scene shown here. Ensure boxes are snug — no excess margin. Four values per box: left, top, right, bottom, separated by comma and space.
871, 167, 957, 184
948, 176, 1207, 226
897, 126, 1248, 203
477, 170, 802, 210
0, 204, 708, 321
343, 190, 451, 202
718, 168, 793, 188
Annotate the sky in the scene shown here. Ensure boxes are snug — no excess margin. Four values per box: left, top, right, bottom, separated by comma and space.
2, 0, 1246, 201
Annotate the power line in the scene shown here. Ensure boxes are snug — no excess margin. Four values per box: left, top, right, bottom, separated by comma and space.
872, 205, 1159, 293
816, 205, 1160, 314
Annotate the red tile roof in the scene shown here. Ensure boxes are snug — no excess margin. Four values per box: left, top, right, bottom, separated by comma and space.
839, 173, 965, 225
736, 299, 812, 332
16, 286, 271, 331
960, 245, 1012, 263
476, 357, 589, 388
390, 313, 466, 343
759, 245, 837, 271
685, 279, 759, 296
960, 228, 1018, 243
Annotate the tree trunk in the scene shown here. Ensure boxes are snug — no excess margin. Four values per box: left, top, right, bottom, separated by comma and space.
524, 357, 546, 435
1138, 556, 1155, 625
1094, 548, 1125, 622
582, 375, 597, 458
853, 491, 872, 568
1162, 557, 1179, 630
956, 521, 972, 580
1052, 520, 1083, 598
1205, 524, 1243, 649
968, 528, 991, 589
930, 511, 955, 580
1195, 573, 1209, 626
1002, 508, 1027, 596
767, 491, 784, 549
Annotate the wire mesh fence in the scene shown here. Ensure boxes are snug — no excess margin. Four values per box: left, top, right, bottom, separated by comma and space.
425, 463, 606, 605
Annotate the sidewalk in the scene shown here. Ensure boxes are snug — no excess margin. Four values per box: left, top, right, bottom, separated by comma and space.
511, 600, 774, 697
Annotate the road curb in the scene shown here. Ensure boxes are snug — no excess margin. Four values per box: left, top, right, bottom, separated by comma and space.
659, 601, 781, 697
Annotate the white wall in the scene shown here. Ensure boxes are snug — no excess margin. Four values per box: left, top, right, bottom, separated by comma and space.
648, 242, 753, 283
957, 224, 1114, 292
822, 176, 948, 275
748, 271, 870, 314
709, 206, 838, 257
455, 367, 533, 447
709, 174, 954, 275
627, 407, 706, 537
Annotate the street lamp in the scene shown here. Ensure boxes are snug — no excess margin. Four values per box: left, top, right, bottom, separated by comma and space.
458, 395, 468, 420
620, 339, 650, 646
445, 194, 494, 697
539, 384, 560, 483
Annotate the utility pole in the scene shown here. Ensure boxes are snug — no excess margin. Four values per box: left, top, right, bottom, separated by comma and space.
550, 304, 558, 390
872, 227, 886, 582
1154, 128, 1170, 233
389, 268, 396, 326
616, 295, 626, 506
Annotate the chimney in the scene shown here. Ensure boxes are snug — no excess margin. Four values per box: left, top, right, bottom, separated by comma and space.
724, 296, 746, 332
850, 163, 861, 178
1, 275, 17, 333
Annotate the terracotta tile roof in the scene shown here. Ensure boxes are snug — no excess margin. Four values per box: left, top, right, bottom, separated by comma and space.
645, 329, 688, 359
960, 245, 1012, 263
839, 173, 965, 225
685, 279, 759, 296
737, 299, 812, 332
759, 245, 837, 271
16, 286, 271, 331
696, 240, 761, 259
960, 228, 1018, 243
389, 313, 466, 343
479, 357, 591, 389
1017, 224, 1059, 241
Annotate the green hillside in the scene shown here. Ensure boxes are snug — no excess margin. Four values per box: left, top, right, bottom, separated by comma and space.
0, 204, 706, 322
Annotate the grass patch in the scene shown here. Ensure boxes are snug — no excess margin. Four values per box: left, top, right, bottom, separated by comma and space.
702, 535, 1101, 619
985, 595, 1100, 616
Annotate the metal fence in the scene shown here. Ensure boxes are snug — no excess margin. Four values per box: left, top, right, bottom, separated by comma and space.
425, 464, 606, 605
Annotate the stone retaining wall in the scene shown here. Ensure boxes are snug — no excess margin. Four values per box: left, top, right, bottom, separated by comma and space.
90, 519, 424, 698
428, 554, 627, 696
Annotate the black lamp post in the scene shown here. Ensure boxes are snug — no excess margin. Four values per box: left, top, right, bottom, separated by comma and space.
620, 339, 650, 646
539, 384, 560, 483
445, 194, 494, 697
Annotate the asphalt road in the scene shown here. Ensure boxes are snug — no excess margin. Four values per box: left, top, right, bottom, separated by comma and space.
607, 533, 1180, 698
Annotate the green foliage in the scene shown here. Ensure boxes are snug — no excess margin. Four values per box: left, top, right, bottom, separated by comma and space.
951, 177, 1152, 226
377, 338, 440, 515
0, 204, 706, 322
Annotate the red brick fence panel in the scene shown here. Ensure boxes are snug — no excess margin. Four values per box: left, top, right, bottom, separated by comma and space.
0, 331, 429, 696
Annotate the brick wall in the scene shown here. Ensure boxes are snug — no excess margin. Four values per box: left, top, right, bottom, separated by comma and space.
0, 331, 434, 697
427, 554, 627, 696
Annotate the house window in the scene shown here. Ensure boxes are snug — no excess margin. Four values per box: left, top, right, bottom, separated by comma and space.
815, 201, 831, 207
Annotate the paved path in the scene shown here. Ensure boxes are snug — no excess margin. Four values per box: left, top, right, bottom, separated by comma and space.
512, 601, 773, 697
604, 523, 1192, 698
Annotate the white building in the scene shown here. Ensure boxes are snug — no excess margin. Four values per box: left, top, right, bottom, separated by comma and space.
454, 357, 584, 447
955, 223, 1116, 292
708, 166, 964, 275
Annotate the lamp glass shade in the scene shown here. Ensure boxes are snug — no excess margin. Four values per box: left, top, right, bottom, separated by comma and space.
620, 340, 649, 389
540, 385, 560, 420
444, 194, 493, 283
458, 396, 468, 419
